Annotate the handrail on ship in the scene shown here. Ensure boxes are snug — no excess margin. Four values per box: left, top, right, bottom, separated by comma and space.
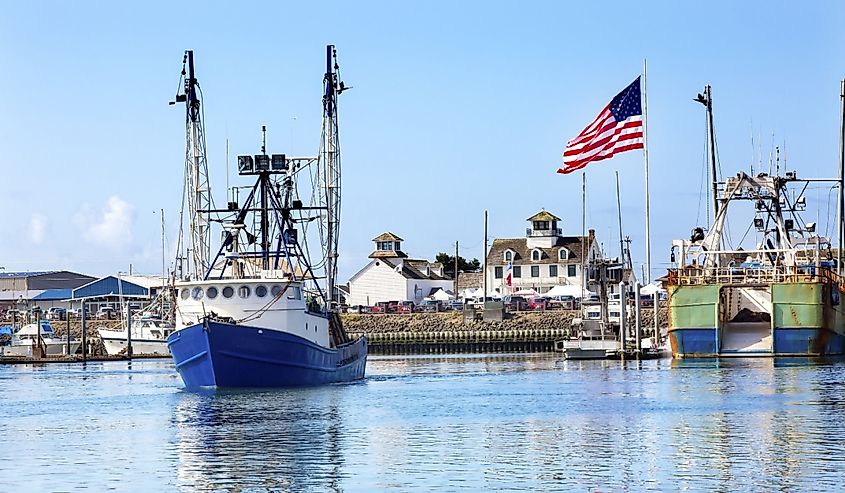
668, 264, 845, 287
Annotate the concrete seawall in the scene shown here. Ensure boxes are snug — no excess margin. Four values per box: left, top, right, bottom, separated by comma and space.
342, 308, 669, 353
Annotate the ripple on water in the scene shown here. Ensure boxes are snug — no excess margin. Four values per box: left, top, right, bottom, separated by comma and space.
1, 356, 845, 491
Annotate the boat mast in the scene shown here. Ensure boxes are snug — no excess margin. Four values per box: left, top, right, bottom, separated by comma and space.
319, 45, 346, 307
838, 79, 845, 275
695, 86, 719, 225
177, 50, 212, 279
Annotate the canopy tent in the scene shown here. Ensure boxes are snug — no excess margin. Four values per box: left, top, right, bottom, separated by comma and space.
639, 282, 667, 297
429, 288, 455, 302
545, 285, 597, 298
513, 288, 538, 296
458, 288, 480, 299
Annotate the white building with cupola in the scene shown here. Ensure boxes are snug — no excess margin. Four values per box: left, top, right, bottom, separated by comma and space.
484, 211, 603, 296
346, 232, 454, 306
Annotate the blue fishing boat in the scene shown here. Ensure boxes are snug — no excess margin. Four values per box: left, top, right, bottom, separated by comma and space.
167, 47, 367, 388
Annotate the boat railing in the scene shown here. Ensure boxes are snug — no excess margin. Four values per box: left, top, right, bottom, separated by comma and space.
669, 264, 845, 287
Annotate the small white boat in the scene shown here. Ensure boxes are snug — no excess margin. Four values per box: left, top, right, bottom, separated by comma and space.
98, 317, 173, 356
0, 320, 80, 357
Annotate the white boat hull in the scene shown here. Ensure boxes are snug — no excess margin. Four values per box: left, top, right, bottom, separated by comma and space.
1, 340, 80, 357
99, 331, 169, 356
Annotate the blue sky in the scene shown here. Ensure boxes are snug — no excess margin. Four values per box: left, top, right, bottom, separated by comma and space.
1, 1, 844, 282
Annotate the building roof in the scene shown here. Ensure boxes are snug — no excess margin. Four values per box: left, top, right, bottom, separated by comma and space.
368, 249, 409, 259
72, 276, 150, 300
372, 232, 404, 242
120, 275, 167, 289
32, 288, 73, 301
0, 290, 46, 301
486, 236, 591, 265
0, 270, 59, 279
380, 258, 451, 281
526, 211, 561, 222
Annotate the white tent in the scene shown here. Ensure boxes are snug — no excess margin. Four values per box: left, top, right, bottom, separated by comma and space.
639, 282, 667, 297
513, 288, 538, 296
430, 288, 455, 301
458, 288, 480, 299
545, 285, 597, 298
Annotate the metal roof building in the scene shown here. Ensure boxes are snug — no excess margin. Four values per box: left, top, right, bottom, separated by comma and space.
72, 276, 150, 300
0, 271, 95, 309
0, 270, 95, 292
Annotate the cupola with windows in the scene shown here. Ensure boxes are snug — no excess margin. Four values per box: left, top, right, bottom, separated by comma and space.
526, 210, 562, 248
369, 232, 409, 259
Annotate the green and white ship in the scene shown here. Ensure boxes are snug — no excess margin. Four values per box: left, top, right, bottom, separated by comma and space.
667, 86, 845, 358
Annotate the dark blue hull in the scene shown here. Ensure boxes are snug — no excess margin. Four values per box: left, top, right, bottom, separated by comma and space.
167, 321, 368, 388
670, 327, 845, 357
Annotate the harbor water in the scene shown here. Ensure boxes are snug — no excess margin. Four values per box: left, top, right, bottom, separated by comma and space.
2, 354, 845, 492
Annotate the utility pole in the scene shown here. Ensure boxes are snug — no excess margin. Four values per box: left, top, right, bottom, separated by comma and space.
483, 211, 488, 302
454, 240, 459, 296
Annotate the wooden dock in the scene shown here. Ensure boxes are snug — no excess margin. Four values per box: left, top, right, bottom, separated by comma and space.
0, 354, 171, 365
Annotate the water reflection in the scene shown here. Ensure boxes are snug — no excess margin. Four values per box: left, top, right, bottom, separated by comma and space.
174, 387, 350, 492
3, 355, 845, 491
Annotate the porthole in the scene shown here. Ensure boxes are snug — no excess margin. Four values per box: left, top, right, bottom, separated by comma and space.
222, 286, 234, 298
255, 285, 268, 298
207, 287, 218, 299
238, 286, 251, 298
271, 285, 283, 297
180, 288, 190, 300
191, 287, 203, 300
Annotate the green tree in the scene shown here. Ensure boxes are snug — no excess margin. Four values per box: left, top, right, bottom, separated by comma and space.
435, 253, 482, 278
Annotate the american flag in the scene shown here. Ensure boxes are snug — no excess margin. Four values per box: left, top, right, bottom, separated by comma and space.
558, 77, 644, 174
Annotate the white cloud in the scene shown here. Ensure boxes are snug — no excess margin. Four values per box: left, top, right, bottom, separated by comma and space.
78, 196, 136, 248
28, 213, 47, 244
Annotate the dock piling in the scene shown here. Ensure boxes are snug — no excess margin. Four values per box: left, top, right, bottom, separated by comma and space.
634, 282, 642, 353
81, 304, 87, 362
126, 308, 133, 358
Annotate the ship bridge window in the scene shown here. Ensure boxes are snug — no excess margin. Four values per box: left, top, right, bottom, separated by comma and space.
180, 288, 190, 300
255, 285, 268, 298
288, 286, 302, 300
238, 286, 251, 299
191, 287, 204, 300
271, 285, 284, 297
207, 287, 218, 299
222, 286, 234, 299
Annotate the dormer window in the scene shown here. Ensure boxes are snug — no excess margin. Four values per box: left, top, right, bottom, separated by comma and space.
533, 220, 550, 231
559, 248, 570, 261
531, 249, 542, 261
504, 250, 513, 262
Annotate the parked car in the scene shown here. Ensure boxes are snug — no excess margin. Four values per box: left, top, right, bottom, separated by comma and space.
5, 309, 27, 320
95, 307, 116, 320
47, 307, 67, 320
547, 295, 576, 310
419, 300, 442, 312
347, 305, 370, 314
503, 295, 529, 311
446, 300, 464, 311
396, 301, 414, 313
527, 297, 549, 310
370, 304, 385, 314
67, 308, 90, 319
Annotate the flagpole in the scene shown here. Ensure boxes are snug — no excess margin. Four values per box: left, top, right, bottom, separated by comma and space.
642, 59, 652, 284
581, 172, 586, 301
